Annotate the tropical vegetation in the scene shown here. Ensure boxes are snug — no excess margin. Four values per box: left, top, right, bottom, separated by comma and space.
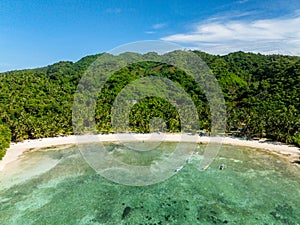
0, 50, 299, 159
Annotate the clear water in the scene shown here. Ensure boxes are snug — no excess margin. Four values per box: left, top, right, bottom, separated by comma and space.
0, 142, 299, 225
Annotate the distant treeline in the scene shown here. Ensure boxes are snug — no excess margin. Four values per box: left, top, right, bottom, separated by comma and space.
0, 50, 299, 159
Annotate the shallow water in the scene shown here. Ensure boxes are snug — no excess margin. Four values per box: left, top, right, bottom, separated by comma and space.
0, 142, 299, 225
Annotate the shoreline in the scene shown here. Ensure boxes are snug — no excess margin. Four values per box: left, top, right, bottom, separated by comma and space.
0, 133, 299, 171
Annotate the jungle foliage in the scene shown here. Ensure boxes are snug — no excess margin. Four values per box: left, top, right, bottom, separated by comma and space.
0, 50, 299, 158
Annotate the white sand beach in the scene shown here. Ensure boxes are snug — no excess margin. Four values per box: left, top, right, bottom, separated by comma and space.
0, 133, 299, 171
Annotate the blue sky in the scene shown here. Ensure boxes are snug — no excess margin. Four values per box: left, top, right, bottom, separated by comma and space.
1, 0, 300, 72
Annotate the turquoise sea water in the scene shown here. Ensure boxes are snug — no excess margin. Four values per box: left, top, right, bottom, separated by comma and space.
0, 142, 299, 225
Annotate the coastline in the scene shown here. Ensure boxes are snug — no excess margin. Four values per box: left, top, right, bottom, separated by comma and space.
0, 133, 299, 171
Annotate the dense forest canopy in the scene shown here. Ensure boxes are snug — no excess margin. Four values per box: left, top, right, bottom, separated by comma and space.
0, 50, 299, 159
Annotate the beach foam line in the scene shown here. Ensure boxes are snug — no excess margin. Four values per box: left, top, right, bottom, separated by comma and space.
0, 134, 299, 171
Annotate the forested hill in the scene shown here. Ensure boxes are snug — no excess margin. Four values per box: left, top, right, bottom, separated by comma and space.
0, 50, 299, 159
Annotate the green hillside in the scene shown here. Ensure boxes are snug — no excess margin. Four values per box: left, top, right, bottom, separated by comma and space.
0, 50, 299, 159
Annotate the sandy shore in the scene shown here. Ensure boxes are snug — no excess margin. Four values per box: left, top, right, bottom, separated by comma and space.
0, 133, 299, 171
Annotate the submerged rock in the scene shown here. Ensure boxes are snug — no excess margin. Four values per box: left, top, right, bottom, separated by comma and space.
122, 206, 132, 219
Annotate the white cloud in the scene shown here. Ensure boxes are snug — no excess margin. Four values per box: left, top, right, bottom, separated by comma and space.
145, 31, 156, 34
105, 8, 122, 14
146, 23, 167, 35
161, 15, 300, 55
237, 0, 249, 4
207, 11, 257, 23
152, 23, 167, 29
0, 62, 14, 72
